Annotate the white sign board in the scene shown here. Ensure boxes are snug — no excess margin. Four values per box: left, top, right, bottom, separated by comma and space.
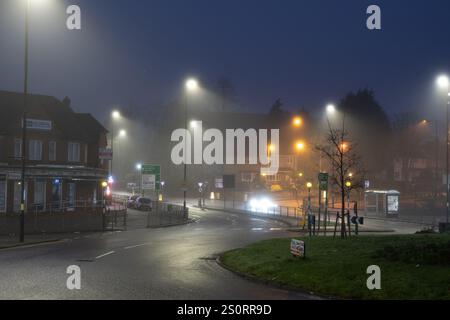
25, 119, 52, 131
142, 174, 156, 191
387, 195, 399, 213
215, 178, 223, 189
290, 239, 306, 258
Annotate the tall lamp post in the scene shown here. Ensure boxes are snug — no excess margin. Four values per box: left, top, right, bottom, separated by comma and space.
437, 75, 450, 224
19, 0, 31, 243
183, 78, 199, 214
111, 110, 121, 177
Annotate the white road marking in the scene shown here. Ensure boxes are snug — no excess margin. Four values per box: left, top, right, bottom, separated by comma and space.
124, 244, 147, 250
95, 251, 115, 259
270, 228, 282, 231
251, 228, 264, 231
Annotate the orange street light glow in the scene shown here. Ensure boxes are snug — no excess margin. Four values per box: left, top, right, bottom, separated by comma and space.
293, 117, 303, 127
295, 141, 305, 151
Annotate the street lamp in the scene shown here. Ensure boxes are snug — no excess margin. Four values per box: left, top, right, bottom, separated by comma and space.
112, 110, 121, 120
110, 110, 123, 177
119, 129, 127, 138
306, 182, 313, 206
295, 141, 305, 152
292, 116, 303, 127
183, 78, 200, 214
326, 104, 336, 115
436, 74, 450, 224
190, 120, 198, 129
19, 0, 51, 242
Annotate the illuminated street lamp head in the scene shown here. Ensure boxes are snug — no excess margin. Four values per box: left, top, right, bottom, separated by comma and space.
119, 129, 127, 137
112, 110, 121, 120
186, 78, 199, 92
345, 181, 352, 188
136, 163, 142, 171
295, 141, 305, 151
292, 116, 303, 127
306, 182, 313, 189
101, 181, 108, 188
298, 172, 304, 177
437, 75, 449, 89
326, 104, 336, 114
348, 172, 353, 178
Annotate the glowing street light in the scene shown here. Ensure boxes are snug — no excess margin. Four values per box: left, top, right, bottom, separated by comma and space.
292, 116, 303, 127
186, 78, 199, 92
112, 110, 121, 120
437, 75, 449, 89
326, 104, 336, 115
119, 129, 127, 138
190, 120, 198, 129
295, 141, 305, 151
136, 163, 142, 171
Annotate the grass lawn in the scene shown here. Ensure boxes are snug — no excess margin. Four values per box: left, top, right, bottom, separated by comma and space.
221, 234, 450, 300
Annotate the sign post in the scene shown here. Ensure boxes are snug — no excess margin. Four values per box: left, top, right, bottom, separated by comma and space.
141, 164, 161, 227
318, 173, 329, 235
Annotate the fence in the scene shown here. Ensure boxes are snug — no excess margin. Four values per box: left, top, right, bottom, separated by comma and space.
111, 193, 189, 228
0, 200, 127, 236
145, 201, 189, 227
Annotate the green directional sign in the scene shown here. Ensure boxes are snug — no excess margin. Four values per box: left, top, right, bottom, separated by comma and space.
318, 172, 329, 191
141, 164, 161, 191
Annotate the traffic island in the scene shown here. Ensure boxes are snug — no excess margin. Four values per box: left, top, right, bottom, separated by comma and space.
220, 234, 450, 300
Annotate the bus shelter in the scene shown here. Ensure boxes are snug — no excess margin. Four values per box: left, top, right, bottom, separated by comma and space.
364, 190, 400, 217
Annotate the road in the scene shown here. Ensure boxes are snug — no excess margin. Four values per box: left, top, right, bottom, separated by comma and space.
0, 203, 319, 300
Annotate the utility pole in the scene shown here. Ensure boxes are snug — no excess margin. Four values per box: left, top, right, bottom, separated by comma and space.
20, 0, 30, 243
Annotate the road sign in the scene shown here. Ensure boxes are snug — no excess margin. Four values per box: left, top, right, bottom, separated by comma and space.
290, 239, 306, 258
350, 216, 364, 225
318, 172, 329, 191
141, 164, 161, 191
98, 148, 113, 160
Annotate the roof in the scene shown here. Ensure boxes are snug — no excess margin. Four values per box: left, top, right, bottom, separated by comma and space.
0, 90, 107, 143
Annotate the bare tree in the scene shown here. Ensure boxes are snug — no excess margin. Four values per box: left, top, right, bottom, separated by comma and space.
316, 121, 365, 238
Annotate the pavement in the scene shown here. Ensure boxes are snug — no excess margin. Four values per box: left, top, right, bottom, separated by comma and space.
0, 201, 320, 300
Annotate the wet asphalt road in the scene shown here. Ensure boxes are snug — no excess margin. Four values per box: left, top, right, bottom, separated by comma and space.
0, 205, 319, 300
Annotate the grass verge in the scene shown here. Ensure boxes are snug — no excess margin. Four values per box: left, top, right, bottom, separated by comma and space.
221, 234, 450, 300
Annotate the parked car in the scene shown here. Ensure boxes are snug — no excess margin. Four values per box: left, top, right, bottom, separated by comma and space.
135, 197, 153, 211
127, 195, 140, 208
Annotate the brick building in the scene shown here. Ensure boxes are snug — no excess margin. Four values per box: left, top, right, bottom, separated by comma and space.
0, 91, 109, 214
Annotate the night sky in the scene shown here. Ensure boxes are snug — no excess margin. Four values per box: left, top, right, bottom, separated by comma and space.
1, 0, 450, 122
